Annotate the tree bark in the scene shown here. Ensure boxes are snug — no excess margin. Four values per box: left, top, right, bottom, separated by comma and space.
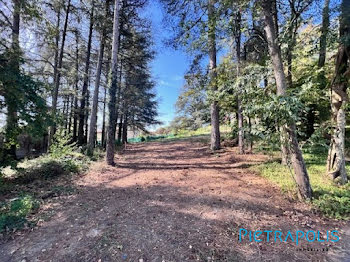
68, 93, 74, 134
78, 1, 95, 145
72, 30, 79, 142
262, 0, 312, 200
84, 88, 90, 144
208, 0, 220, 151
106, 0, 121, 165
49, 0, 71, 145
102, 49, 112, 149
318, 0, 330, 68
53, 6, 60, 95
247, 115, 253, 152
117, 115, 123, 144
101, 86, 107, 148
122, 114, 128, 145
87, 0, 110, 155
113, 58, 123, 138
326, 0, 349, 184
64, 95, 69, 134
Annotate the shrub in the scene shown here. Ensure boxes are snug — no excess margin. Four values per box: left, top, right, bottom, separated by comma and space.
16, 158, 66, 183
49, 132, 79, 159
0, 195, 39, 232
313, 194, 350, 220
1, 133, 90, 184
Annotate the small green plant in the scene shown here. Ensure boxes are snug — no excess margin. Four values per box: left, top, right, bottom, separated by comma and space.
313, 193, 350, 219
0, 195, 39, 232
49, 132, 79, 159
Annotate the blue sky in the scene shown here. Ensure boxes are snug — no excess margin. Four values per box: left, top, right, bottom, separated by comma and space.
141, 2, 190, 128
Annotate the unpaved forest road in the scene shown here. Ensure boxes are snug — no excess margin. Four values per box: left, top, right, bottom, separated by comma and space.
1, 137, 350, 262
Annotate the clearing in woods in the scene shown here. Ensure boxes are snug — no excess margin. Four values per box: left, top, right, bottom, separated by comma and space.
1, 136, 349, 261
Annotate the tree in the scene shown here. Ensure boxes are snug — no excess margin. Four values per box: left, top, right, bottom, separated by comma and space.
3, 0, 21, 159
318, 0, 330, 68
261, 0, 312, 200
78, 0, 95, 145
326, 0, 349, 184
49, 0, 71, 144
161, 0, 221, 150
106, 0, 121, 165
208, 0, 220, 150
87, 0, 111, 154
49, 0, 71, 145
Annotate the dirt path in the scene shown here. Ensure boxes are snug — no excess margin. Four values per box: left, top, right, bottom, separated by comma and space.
1, 137, 349, 261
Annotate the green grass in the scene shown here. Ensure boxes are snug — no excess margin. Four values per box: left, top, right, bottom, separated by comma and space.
251, 152, 350, 219
0, 195, 39, 232
129, 125, 232, 144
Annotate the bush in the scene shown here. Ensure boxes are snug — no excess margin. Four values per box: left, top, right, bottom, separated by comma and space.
16, 158, 66, 183
313, 193, 350, 220
49, 133, 80, 159
0, 195, 39, 232
0, 133, 90, 184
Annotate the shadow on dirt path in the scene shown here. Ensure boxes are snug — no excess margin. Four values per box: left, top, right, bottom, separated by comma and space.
1, 137, 349, 261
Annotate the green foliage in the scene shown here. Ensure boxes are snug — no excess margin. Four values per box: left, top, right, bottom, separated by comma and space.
15, 158, 67, 183
303, 125, 330, 154
49, 133, 79, 159
251, 151, 350, 219
0, 133, 89, 185
313, 191, 350, 220
174, 67, 210, 130
0, 195, 39, 232
0, 50, 50, 163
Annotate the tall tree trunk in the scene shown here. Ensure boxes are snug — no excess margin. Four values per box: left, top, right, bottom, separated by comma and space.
106, 0, 121, 165
84, 88, 90, 144
64, 95, 69, 134
101, 86, 107, 148
114, 60, 123, 137
53, 6, 60, 93
102, 50, 112, 149
247, 115, 253, 152
68, 93, 74, 134
49, 0, 71, 145
72, 30, 79, 142
208, 0, 220, 150
87, 0, 110, 154
286, 22, 294, 87
5, 0, 21, 159
326, 0, 349, 184
78, 1, 95, 145
122, 114, 128, 145
234, 10, 244, 154
262, 0, 312, 200
318, 0, 330, 68
273, 0, 279, 35
117, 116, 123, 144
271, 1, 289, 165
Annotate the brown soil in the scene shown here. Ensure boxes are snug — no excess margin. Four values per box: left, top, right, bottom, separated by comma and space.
1, 136, 349, 262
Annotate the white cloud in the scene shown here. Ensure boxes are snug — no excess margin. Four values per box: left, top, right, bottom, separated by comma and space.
159, 80, 172, 87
